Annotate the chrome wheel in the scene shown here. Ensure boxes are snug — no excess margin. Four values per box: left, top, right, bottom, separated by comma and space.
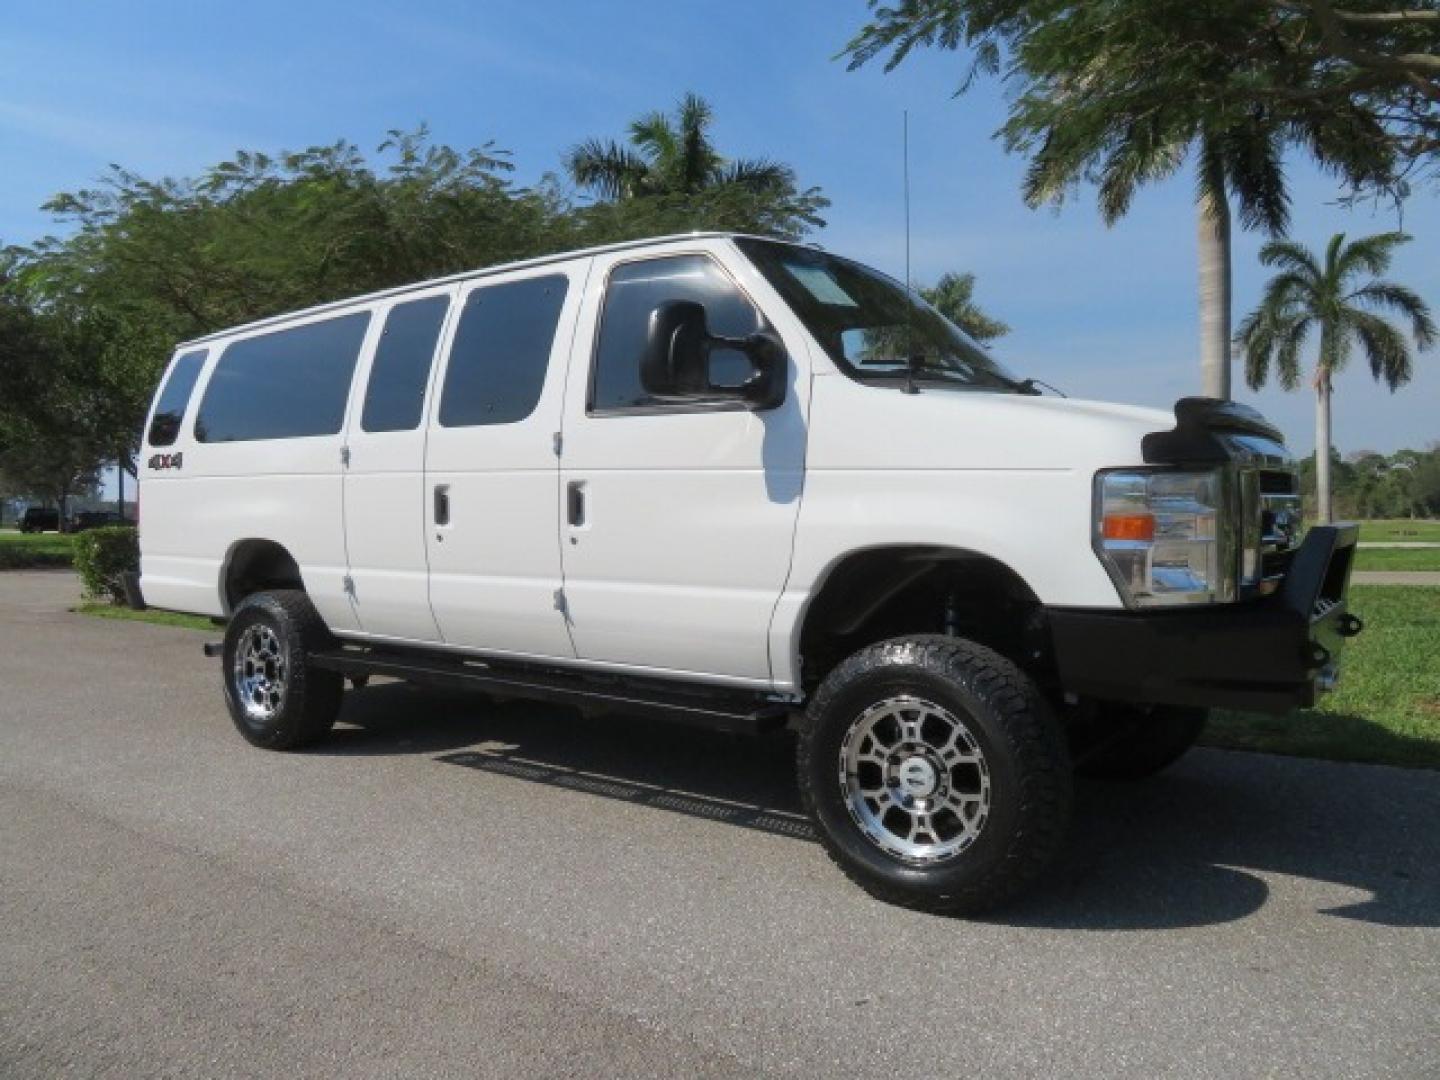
838, 695, 991, 863
233, 623, 288, 722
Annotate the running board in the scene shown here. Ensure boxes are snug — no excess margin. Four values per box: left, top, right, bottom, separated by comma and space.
308, 646, 793, 735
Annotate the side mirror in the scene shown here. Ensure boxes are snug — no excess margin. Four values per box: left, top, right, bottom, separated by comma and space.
641, 300, 786, 410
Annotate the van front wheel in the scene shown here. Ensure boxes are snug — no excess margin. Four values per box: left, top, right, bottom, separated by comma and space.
221, 590, 343, 750
798, 636, 1072, 916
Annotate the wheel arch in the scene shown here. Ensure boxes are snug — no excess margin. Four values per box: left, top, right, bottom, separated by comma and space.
787, 544, 1045, 692
220, 538, 306, 614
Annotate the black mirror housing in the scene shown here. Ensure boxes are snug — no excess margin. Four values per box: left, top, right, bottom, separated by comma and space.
641, 300, 786, 411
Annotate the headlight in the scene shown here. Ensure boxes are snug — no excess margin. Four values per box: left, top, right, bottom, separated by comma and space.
1094, 469, 1233, 607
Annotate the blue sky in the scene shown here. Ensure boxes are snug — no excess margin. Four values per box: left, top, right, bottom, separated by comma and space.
2, 0, 1436, 457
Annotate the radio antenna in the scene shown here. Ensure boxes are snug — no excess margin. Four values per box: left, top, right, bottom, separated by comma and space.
904, 110, 912, 298
902, 109, 920, 395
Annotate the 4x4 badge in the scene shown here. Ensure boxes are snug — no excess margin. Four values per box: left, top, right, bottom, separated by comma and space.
148, 451, 183, 471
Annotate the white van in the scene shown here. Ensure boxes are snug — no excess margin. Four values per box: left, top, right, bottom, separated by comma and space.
140, 232, 1360, 912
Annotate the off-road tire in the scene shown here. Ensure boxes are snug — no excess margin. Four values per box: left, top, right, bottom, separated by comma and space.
1073, 704, 1208, 781
798, 635, 1072, 916
222, 589, 343, 750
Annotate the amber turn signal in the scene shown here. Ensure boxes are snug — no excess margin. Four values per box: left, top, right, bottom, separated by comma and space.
1102, 513, 1155, 542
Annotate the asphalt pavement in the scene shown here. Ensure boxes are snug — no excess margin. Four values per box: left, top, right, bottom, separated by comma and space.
2, 570, 1437, 1078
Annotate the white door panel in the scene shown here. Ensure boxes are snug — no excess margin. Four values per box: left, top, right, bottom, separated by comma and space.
559, 243, 809, 683
424, 261, 589, 659
342, 285, 457, 641
425, 472, 567, 654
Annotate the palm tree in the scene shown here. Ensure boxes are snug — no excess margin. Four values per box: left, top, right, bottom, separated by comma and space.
1010, 105, 1298, 401
843, 3, 1393, 401
921, 272, 1009, 343
1236, 232, 1435, 523
567, 92, 795, 202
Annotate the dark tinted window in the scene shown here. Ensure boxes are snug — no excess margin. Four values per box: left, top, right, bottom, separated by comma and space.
196, 313, 370, 443
439, 274, 568, 427
592, 255, 762, 412
362, 296, 449, 432
147, 350, 207, 447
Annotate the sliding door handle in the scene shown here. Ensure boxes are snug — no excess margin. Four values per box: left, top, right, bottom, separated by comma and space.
566, 481, 586, 527
434, 484, 450, 527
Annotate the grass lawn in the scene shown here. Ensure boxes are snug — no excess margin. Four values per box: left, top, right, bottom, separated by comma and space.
1353, 546, 1440, 572
1204, 584, 1440, 769
0, 529, 75, 569
73, 602, 216, 632
1358, 519, 1440, 543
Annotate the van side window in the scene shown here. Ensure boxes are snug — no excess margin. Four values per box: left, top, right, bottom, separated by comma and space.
362, 296, 449, 433
195, 313, 371, 443
591, 255, 762, 412
439, 274, 568, 428
147, 350, 207, 447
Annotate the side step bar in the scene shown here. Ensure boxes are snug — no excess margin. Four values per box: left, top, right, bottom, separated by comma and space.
307, 646, 794, 735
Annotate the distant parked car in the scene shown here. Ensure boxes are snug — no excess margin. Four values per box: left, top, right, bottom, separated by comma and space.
19, 508, 61, 533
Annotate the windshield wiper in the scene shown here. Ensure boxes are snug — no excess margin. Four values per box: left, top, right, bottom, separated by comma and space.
1016, 377, 1067, 398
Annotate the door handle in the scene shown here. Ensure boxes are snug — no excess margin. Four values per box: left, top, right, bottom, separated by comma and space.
566, 481, 586, 528
434, 484, 450, 527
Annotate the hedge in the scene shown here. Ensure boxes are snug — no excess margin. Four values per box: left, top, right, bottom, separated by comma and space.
0, 532, 75, 570
72, 526, 139, 604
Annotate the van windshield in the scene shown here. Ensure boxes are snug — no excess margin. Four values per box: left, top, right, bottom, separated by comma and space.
735, 238, 1025, 393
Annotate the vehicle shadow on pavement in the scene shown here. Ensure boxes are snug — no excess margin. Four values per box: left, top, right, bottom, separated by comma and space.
324, 682, 1440, 932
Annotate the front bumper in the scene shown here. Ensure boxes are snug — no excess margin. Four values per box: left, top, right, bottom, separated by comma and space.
1047, 524, 1361, 714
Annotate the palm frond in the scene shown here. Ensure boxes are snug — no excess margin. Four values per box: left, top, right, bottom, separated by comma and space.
1235, 307, 1278, 390
1334, 231, 1409, 284
1323, 233, 1347, 282
1349, 282, 1437, 349
716, 158, 793, 195
1098, 120, 1187, 226
627, 113, 677, 166
677, 93, 713, 141
565, 139, 650, 201
1258, 270, 1315, 311
676, 93, 715, 191
1345, 309, 1415, 390
1217, 122, 1289, 236
1274, 317, 1311, 391
922, 271, 1010, 343
1257, 239, 1320, 280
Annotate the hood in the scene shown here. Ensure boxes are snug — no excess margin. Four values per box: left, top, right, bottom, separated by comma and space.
808, 377, 1177, 473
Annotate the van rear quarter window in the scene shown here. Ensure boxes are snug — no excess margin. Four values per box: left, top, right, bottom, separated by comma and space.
195, 312, 371, 443
362, 295, 450, 433
438, 274, 568, 428
147, 350, 207, 447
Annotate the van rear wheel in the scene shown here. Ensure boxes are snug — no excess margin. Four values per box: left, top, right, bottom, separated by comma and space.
221, 589, 343, 750
798, 635, 1072, 916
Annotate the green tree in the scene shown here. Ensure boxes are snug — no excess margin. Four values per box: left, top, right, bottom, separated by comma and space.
3, 124, 829, 493
1236, 231, 1435, 522
844, 1, 1432, 398
566, 92, 828, 238
0, 288, 115, 523
920, 271, 1009, 342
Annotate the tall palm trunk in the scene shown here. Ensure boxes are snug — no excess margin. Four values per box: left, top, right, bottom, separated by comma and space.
1196, 160, 1232, 401
1315, 360, 1334, 525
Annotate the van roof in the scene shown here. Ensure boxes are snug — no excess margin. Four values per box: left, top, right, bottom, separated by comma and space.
176, 231, 795, 349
